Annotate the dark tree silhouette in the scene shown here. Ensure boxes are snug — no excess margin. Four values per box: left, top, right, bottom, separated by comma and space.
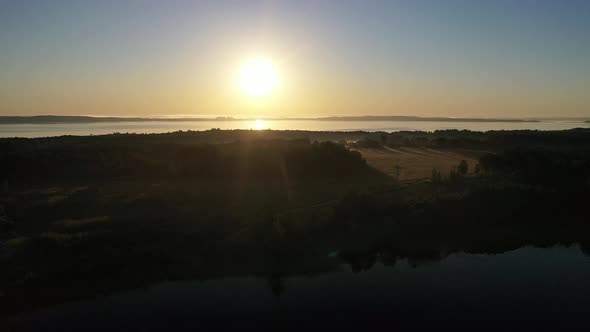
457, 160, 469, 175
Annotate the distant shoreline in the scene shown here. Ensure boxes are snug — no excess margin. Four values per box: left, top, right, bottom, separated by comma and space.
0, 115, 539, 124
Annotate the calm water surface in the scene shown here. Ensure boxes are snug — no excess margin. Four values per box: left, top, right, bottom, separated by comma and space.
6, 245, 590, 331
1, 120, 590, 137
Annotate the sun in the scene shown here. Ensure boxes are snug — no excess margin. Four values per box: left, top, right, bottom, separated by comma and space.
239, 58, 278, 97
254, 119, 266, 130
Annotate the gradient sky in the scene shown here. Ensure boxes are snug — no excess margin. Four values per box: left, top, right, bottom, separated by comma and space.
1, 0, 589, 118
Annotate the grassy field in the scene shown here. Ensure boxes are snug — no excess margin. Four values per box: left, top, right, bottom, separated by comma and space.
355, 147, 479, 181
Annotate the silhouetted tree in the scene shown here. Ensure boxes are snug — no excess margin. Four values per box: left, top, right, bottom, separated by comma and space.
431, 168, 442, 185
448, 169, 460, 183
0, 205, 13, 233
392, 165, 402, 181
268, 273, 285, 297
457, 160, 469, 175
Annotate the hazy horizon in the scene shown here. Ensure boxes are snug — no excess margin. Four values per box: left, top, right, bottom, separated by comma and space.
1, 0, 589, 118
2, 113, 590, 121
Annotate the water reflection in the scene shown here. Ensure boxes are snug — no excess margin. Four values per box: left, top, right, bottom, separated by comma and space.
339, 248, 445, 272
5, 244, 590, 331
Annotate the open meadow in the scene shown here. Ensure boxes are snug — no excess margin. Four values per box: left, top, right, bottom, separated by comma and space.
354, 147, 479, 181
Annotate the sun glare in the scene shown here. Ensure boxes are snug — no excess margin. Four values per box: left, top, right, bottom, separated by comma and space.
239, 58, 278, 97
254, 119, 266, 130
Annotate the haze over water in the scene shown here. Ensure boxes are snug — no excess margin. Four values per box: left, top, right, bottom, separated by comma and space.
2, 119, 590, 138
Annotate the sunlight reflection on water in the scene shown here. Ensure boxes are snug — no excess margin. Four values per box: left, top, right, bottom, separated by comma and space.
1, 120, 589, 137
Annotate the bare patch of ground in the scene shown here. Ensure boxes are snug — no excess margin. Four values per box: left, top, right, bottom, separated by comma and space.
355, 147, 479, 181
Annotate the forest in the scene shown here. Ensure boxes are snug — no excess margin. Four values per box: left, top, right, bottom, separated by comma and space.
1, 128, 590, 315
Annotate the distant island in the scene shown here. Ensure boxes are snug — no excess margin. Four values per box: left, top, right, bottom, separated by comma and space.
0, 115, 539, 124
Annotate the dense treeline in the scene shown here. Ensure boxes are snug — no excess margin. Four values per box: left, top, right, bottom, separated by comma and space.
3, 127, 589, 151
3, 127, 590, 184
0, 138, 378, 185
479, 148, 590, 187
350, 128, 590, 150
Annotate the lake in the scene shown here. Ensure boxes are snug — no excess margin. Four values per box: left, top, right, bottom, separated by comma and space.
5, 245, 590, 331
1, 119, 590, 137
